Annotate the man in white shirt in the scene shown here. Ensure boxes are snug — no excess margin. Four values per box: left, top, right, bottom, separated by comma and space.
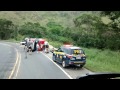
44, 41, 49, 53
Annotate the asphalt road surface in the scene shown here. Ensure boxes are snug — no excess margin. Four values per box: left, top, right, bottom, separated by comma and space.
0, 42, 16, 79
16, 50, 70, 79
0, 41, 93, 79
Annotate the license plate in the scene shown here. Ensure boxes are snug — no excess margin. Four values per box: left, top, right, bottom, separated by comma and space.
76, 56, 81, 59
74, 61, 83, 63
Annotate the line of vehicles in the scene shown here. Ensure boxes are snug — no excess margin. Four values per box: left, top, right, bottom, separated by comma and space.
20, 38, 120, 79
20, 38, 87, 68
20, 38, 47, 52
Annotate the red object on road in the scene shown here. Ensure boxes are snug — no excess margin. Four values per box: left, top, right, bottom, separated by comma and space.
38, 38, 45, 51
38, 47, 41, 51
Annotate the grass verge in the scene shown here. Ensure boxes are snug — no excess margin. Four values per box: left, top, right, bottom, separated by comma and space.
50, 40, 120, 73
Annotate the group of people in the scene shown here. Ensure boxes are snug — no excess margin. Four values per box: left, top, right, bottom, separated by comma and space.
24, 38, 49, 54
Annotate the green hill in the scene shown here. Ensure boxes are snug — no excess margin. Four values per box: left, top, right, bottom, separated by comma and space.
0, 11, 98, 27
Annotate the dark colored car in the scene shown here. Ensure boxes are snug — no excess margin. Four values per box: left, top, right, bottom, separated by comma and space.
52, 44, 86, 68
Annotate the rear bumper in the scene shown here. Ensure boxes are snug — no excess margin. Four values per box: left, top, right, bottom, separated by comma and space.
68, 60, 86, 65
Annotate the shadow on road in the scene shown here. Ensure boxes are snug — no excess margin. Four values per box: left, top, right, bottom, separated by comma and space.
55, 62, 84, 70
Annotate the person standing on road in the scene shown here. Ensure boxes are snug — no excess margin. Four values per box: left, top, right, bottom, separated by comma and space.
44, 41, 49, 53
24, 38, 29, 51
27, 39, 33, 54
36, 42, 40, 53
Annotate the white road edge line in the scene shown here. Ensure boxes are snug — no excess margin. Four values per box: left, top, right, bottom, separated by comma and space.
41, 52, 73, 79
8, 48, 19, 79
15, 53, 21, 79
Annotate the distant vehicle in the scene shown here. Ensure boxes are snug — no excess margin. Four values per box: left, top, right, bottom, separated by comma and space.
52, 44, 86, 68
30, 38, 46, 52
20, 40, 26, 45
76, 73, 120, 79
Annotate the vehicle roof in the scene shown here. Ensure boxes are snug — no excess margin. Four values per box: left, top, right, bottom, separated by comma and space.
39, 38, 45, 41
61, 45, 81, 49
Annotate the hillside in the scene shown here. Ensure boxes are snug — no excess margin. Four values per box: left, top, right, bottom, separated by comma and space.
0, 11, 98, 27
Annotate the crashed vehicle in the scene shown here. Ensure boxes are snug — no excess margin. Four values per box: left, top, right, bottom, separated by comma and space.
52, 44, 86, 68
37, 38, 45, 51
29, 38, 36, 52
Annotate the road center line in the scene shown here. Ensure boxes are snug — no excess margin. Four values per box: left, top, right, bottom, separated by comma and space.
8, 48, 19, 79
0, 43, 20, 79
14, 53, 21, 78
41, 52, 73, 79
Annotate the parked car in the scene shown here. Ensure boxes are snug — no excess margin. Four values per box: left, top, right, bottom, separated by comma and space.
20, 40, 26, 45
52, 44, 86, 68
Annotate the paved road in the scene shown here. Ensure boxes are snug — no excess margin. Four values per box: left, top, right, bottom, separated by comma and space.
0, 42, 17, 79
17, 43, 93, 79
42, 52, 93, 79
16, 50, 70, 79
0, 41, 93, 79
0, 41, 70, 79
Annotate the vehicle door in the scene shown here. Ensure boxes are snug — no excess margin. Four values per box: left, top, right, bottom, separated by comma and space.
56, 48, 64, 63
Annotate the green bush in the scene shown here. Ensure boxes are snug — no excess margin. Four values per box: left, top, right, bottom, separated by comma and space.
15, 34, 24, 41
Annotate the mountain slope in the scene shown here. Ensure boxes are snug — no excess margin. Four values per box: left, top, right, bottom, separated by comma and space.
0, 11, 97, 27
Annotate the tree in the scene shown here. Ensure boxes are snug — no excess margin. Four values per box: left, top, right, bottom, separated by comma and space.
46, 22, 63, 35
0, 19, 14, 40
19, 22, 47, 38
73, 13, 105, 48
101, 11, 120, 50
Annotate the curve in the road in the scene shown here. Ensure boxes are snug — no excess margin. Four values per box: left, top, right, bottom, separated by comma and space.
2, 42, 93, 79
14, 53, 21, 79
0, 42, 20, 79
8, 49, 21, 79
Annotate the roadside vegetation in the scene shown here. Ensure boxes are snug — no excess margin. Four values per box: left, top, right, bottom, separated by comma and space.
0, 11, 120, 72
83, 47, 120, 73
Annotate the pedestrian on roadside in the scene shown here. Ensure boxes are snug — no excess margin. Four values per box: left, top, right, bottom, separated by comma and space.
44, 41, 49, 53
36, 42, 40, 53
27, 39, 33, 55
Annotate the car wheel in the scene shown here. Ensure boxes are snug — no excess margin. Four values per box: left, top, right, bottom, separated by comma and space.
62, 60, 66, 68
52, 55, 56, 62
